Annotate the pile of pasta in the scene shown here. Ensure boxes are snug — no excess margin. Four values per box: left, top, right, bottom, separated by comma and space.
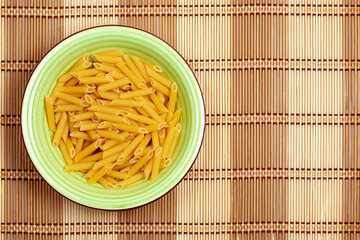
45, 50, 182, 189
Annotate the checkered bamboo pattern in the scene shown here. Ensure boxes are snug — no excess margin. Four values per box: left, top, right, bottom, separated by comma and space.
1, 0, 360, 239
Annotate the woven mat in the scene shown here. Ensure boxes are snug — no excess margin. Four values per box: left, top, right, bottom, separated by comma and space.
1, 0, 360, 239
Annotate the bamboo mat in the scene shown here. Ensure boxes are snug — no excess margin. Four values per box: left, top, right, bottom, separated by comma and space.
1, 0, 360, 239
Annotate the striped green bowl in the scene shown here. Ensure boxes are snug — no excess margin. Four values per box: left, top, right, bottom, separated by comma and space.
22, 26, 205, 210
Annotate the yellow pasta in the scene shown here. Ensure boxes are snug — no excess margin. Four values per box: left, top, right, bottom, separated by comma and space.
47, 51, 182, 188
97, 78, 130, 91
60, 86, 95, 94
112, 123, 148, 134
45, 96, 56, 132
116, 172, 145, 188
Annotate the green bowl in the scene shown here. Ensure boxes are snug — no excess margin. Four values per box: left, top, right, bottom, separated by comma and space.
22, 26, 205, 210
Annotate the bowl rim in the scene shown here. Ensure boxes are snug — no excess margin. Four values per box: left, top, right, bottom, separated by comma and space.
21, 25, 206, 210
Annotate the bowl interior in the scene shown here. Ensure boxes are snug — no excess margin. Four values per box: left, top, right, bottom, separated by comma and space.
22, 26, 205, 210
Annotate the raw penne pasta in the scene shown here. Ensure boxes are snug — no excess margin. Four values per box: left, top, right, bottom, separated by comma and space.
93, 54, 124, 64
149, 78, 170, 96
45, 96, 56, 132
94, 112, 129, 124
98, 78, 130, 91
116, 172, 145, 188
64, 162, 95, 172
71, 68, 101, 78
131, 55, 149, 81
116, 63, 146, 88
79, 75, 114, 84
60, 86, 95, 94
109, 99, 145, 107
52, 112, 68, 147
145, 65, 171, 88
97, 130, 129, 142
54, 105, 83, 112
59, 139, 73, 165
123, 55, 146, 84
47, 51, 182, 188
112, 123, 148, 134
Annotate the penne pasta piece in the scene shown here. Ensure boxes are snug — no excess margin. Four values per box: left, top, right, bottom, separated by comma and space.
116, 63, 146, 88
64, 162, 95, 172
103, 141, 132, 158
71, 54, 89, 70
165, 112, 174, 123
84, 94, 97, 105
98, 78, 130, 91
131, 55, 149, 81
167, 82, 178, 114
60, 86, 95, 94
87, 130, 100, 139
97, 49, 124, 57
168, 109, 182, 129
80, 121, 100, 131
74, 139, 102, 162
65, 78, 79, 86
94, 62, 121, 73
54, 104, 83, 112
96, 99, 110, 105
98, 121, 113, 129
144, 122, 167, 133
150, 147, 163, 181
160, 158, 171, 168
97, 90, 120, 100
107, 170, 128, 180
54, 112, 62, 124
128, 148, 154, 177
93, 54, 124, 64
149, 78, 170, 96
144, 158, 153, 180
79, 75, 114, 84
70, 131, 93, 141
45, 96, 56, 132
50, 81, 65, 101
71, 68, 101, 78
120, 110, 157, 125
82, 168, 97, 179
156, 91, 166, 104
108, 70, 126, 80
74, 138, 84, 154
59, 139, 73, 165
112, 123, 148, 134
97, 130, 129, 142
119, 88, 155, 99
103, 175, 118, 185
59, 62, 92, 82
53, 112, 68, 147
109, 99, 145, 107
145, 65, 171, 88
145, 63, 162, 73
94, 112, 129, 124
123, 55, 146, 84
116, 172, 145, 188
142, 103, 164, 123
87, 165, 114, 184
78, 152, 103, 163
149, 93, 169, 114
151, 131, 160, 149
65, 137, 76, 158
161, 126, 178, 160
87, 104, 122, 116
93, 153, 120, 170
61, 121, 69, 142
55, 99, 71, 105
54, 92, 88, 107
70, 112, 95, 122
134, 133, 152, 156
98, 177, 114, 189
117, 134, 145, 162
101, 139, 119, 150
165, 123, 181, 160
159, 128, 166, 146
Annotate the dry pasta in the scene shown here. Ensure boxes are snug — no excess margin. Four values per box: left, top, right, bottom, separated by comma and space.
46, 50, 182, 189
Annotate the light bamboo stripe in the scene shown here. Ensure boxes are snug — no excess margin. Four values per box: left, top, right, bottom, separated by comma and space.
0, 223, 359, 233
0, 6, 358, 16
3, 115, 360, 125
3, 61, 360, 70
2, 170, 360, 180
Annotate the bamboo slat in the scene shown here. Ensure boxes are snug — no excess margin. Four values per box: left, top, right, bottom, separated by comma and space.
1, 0, 360, 239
